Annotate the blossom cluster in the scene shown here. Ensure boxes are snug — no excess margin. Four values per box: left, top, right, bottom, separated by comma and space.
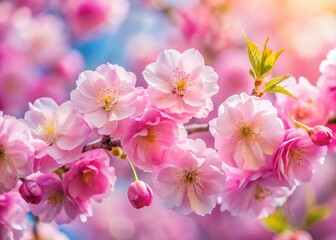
0, 42, 335, 239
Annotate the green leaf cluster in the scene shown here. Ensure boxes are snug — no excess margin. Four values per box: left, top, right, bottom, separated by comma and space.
303, 190, 331, 229
243, 33, 295, 98
262, 208, 291, 234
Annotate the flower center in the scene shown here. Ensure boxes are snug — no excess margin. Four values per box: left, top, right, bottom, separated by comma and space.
37, 118, 59, 145
289, 148, 305, 167
145, 127, 158, 143
236, 121, 262, 144
172, 67, 193, 96
47, 192, 65, 206
0, 145, 7, 161
293, 101, 313, 122
182, 170, 203, 193
96, 87, 119, 111
82, 171, 94, 187
254, 185, 271, 201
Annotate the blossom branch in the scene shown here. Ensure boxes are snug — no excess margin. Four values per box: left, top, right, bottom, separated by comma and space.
185, 123, 209, 135
83, 124, 210, 152
83, 135, 121, 152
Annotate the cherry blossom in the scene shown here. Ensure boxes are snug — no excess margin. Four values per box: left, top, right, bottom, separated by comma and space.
0, 191, 29, 240
210, 92, 285, 171
121, 108, 186, 172
127, 180, 153, 209
23, 98, 91, 173
276, 77, 329, 128
62, 149, 116, 203
143, 48, 219, 122
219, 167, 293, 219
29, 173, 91, 224
273, 128, 327, 189
153, 139, 226, 216
70, 63, 140, 136
0, 112, 35, 193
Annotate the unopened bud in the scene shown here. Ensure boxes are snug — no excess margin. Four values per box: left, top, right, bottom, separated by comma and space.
19, 180, 43, 204
309, 126, 333, 146
127, 180, 153, 209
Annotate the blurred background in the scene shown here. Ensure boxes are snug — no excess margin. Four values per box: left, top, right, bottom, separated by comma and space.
0, 0, 335, 239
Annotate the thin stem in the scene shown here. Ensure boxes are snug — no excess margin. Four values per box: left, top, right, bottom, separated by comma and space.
83, 135, 121, 152
126, 157, 138, 181
83, 123, 210, 153
185, 123, 209, 135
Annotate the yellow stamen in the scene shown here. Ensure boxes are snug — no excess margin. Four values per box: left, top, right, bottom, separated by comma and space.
47, 193, 65, 206
96, 87, 119, 112
145, 127, 158, 143
82, 172, 94, 187
254, 185, 271, 201
37, 119, 59, 145
0, 145, 6, 161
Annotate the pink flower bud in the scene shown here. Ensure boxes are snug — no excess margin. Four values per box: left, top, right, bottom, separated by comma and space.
19, 180, 44, 204
127, 180, 153, 209
310, 126, 333, 146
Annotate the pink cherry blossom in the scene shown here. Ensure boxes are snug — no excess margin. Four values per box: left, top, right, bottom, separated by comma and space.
23, 98, 91, 173
127, 180, 153, 209
219, 167, 293, 219
29, 173, 91, 224
317, 48, 336, 111
143, 48, 219, 122
61, 0, 129, 37
19, 180, 43, 204
309, 125, 333, 146
209, 92, 285, 171
0, 112, 35, 193
121, 108, 186, 172
70, 63, 140, 136
276, 76, 329, 128
273, 128, 327, 189
0, 191, 29, 240
62, 149, 116, 203
152, 138, 226, 216
273, 230, 313, 240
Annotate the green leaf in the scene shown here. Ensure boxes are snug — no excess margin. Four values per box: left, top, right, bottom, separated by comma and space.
303, 188, 331, 228
249, 69, 256, 79
243, 34, 261, 78
261, 49, 285, 77
305, 205, 331, 228
262, 208, 290, 233
265, 85, 296, 98
264, 74, 291, 91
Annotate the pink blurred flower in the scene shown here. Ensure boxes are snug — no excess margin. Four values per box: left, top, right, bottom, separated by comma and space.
309, 125, 333, 146
23, 98, 91, 173
210, 92, 285, 171
121, 108, 186, 172
29, 173, 91, 224
21, 222, 70, 240
0, 112, 35, 193
143, 48, 219, 122
317, 48, 336, 111
276, 77, 329, 128
62, 149, 116, 203
273, 128, 327, 189
61, 0, 129, 37
70, 63, 139, 136
273, 230, 313, 240
0, 191, 29, 240
153, 139, 226, 216
5, 8, 67, 65
219, 168, 293, 219
19, 180, 43, 204
127, 180, 153, 209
